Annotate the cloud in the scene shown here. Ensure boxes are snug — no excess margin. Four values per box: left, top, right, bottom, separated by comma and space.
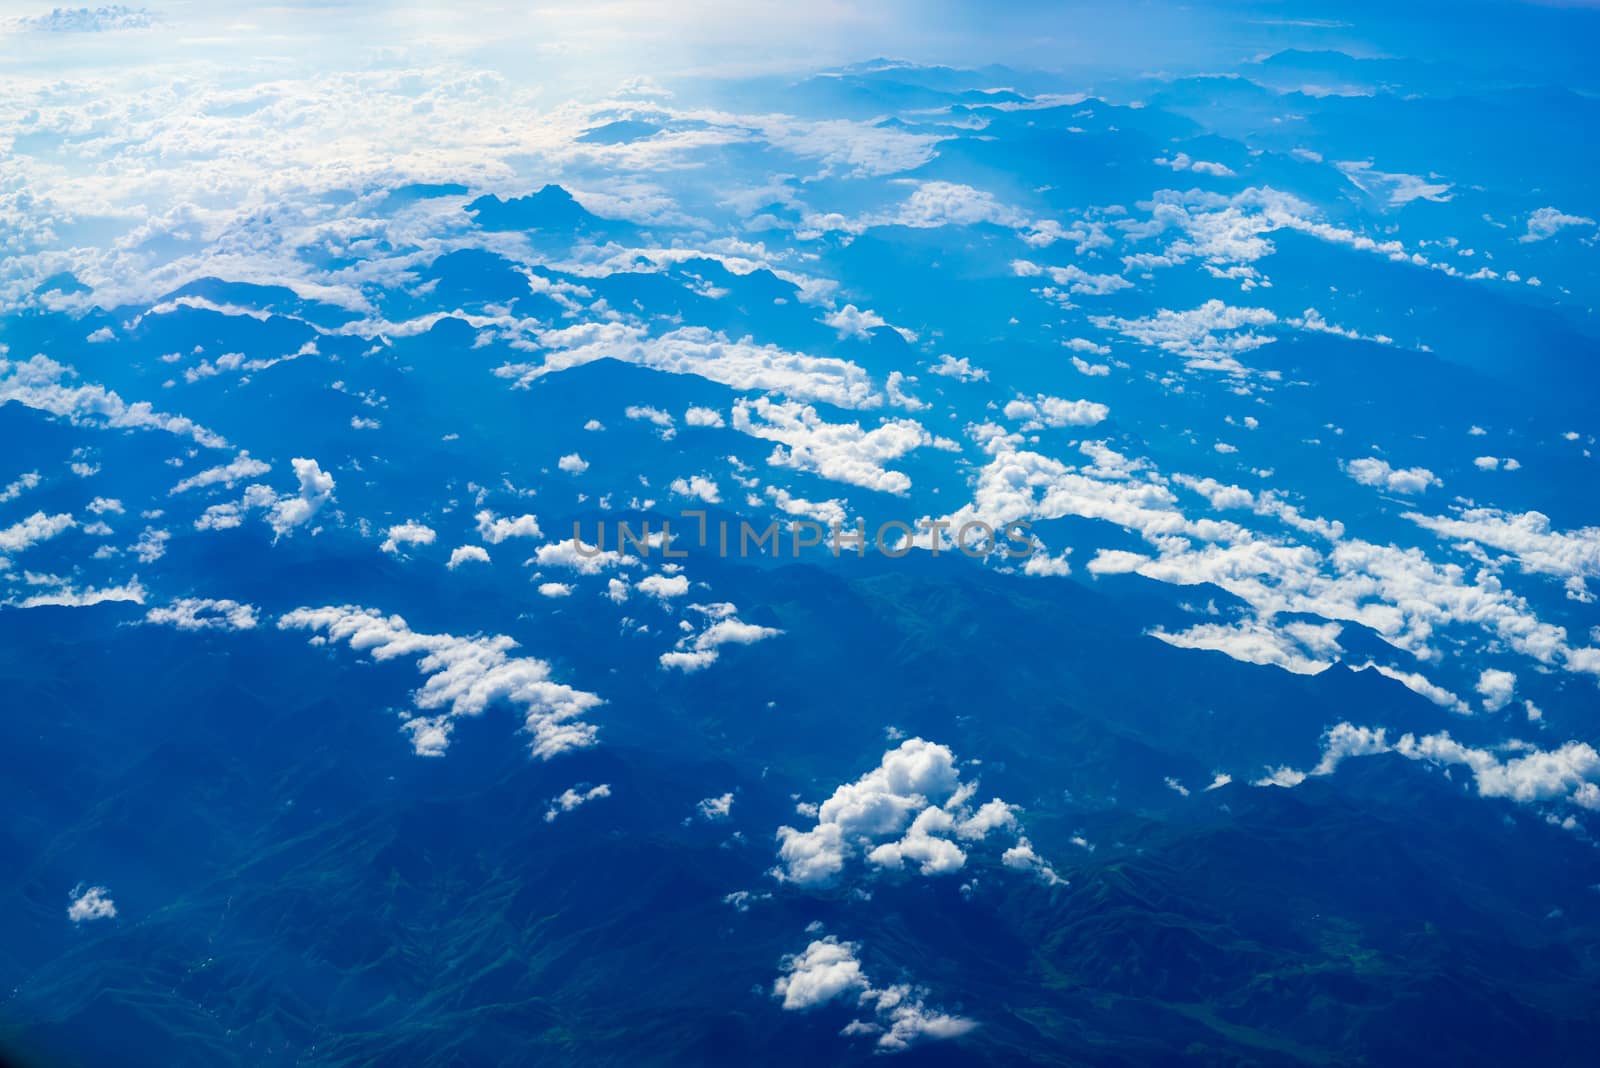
1403, 507, 1600, 598
1278, 721, 1600, 812
557, 453, 590, 475
772, 737, 1054, 886
381, 520, 437, 555
1002, 394, 1109, 429
475, 510, 542, 544
1150, 618, 1343, 675
1335, 161, 1453, 206
732, 397, 939, 496
16, 579, 145, 608
1476, 668, 1517, 713
534, 537, 637, 574
10, 6, 156, 33
927, 354, 987, 382
0, 355, 228, 449
1520, 207, 1596, 243
0, 471, 40, 503
67, 885, 116, 923
697, 792, 734, 820
773, 935, 976, 1052
637, 573, 690, 599
1343, 457, 1440, 495
202, 457, 335, 539
821, 303, 915, 342
684, 405, 725, 427
670, 475, 721, 503
498, 323, 882, 409
1352, 661, 1470, 715
145, 597, 259, 631
278, 605, 603, 758
1153, 152, 1236, 177
544, 783, 611, 822
448, 545, 491, 569
538, 582, 572, 597
1090, 300, 1276, 374
171, 453, 273, 494
659, 603, 780, 671
0, 511, 75, 553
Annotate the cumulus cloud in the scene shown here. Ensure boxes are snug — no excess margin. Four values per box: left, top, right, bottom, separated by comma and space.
170, 453, 271, 495
475, 510, 542, 544
203, 457, 335, 539
773, 934, 977, 1052
557, 453, 590, 475
669, 474, 721, 503
544, 783, 611, 822
697, 792, 734, 820
636, 573, 690, 600
1090, 300, 1276, 374
1520, 207, 1595, 243
448, 545, 491, 569
278, 605, 603, 758
659, 603, 780, 671
732, 397, 940, 496
497, 323, 881, 410
772, 737, 1055, 887
67, 885, 117, 923
1343, 457, 1440, 495
1002, 394, 1109, 429
0, 511, 75, 553
0, 355, 228, 449
684, 405, 725, 427
381, 520, 437, 555
145, 597, 259, 631
1476, 668, 1517, 713
1275, 721, 1600, 812
927, 354, 987, 382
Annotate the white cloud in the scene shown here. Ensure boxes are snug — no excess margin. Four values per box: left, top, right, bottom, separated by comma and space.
538, 581, 573, 597
1002, 394, 1109, 429
1090, 300, 1277, 374
927, 354, 987, 383
1343, 457, 1440, 495
1352, 661, 1469, 715
278, 605, 603, 759
660, 605, 780, 671
146, 597, 259, 631
773, 935, 976, 1052
1, 355, 228, 449
67, 885, 116, 923
1155, 151, 1236, 177
544, 783, 611, 822
16, 579, 145, 608
684, 405, 725, 427
772, 737, 1053, 887
637, 573, 690, 599
697, 792, 734, 820
0, 511, 75, 553
381, 520, 437, 555
534, 537, 636, 574
557, 452, 590, 475
821, 303, 915, 342
732, 397, 938, 496
498, 323, 881, 410
0, 471, 40, 503
475, 510, 542, 544
1476, 668, 1517, 713
170, 452, 271, 494
448, 545, 491, 569
670, 474, 721, 503
1520, 207, 1596, 243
